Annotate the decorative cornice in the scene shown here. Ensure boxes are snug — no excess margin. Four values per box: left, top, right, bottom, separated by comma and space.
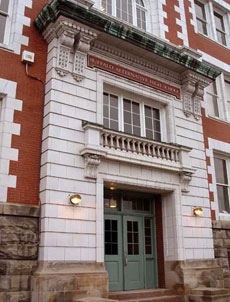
34, 0, 221, 81
91, 41, 181, 84
88, 55, 181, 99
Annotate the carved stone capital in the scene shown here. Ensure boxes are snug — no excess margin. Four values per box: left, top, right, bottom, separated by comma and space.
56, 30, 75, 76
181, 71, 209, 120
73, 31, 97, 81
75, 32, 96, 53
193, 82, 204, 120
83, 154, 101, 179
180, 171, 192, 193
72, 51, 87, 82
43, 18, 97, 80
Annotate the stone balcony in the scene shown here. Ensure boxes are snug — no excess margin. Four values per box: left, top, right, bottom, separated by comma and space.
80, 121, 195, 181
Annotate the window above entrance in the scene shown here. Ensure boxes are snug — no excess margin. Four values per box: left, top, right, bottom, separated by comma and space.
104, 189, 153, 213
103, 92, 161, 141
101, 0, 146, 30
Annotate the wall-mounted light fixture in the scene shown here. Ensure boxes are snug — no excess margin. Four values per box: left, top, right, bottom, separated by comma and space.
193, 207, 203, 216
109, 196, 117, 208
69, 194, 82, 205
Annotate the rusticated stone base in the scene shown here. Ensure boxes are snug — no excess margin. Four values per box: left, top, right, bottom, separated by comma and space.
189, 287, 230, 301
212, 220, 230, 288
165, 259, 224, 299
31, 261, 108, 302
0, 202, 40, 302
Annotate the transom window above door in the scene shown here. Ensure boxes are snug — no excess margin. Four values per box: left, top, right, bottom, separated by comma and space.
101, 0, 146, 30
103, 91, 162, 141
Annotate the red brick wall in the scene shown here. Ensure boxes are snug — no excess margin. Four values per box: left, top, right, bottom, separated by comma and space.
163, 0, 184, 45
182, 0, 230, 220
184, 0, 230, 64
0, 1, 47, 205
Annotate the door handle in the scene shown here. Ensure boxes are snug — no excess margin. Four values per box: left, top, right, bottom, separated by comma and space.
124, 252, 128, 267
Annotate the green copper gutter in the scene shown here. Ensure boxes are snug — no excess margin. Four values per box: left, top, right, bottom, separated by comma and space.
34, 0, 221, 80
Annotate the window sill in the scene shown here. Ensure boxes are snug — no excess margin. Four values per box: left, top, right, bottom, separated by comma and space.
207, 114, 230, 124
196, 32, 229, 49
219, 213, 230, 220
0, 43, 14, 53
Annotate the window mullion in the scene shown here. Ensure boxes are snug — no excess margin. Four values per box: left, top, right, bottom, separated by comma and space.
120, 95, 124, 132
140, 103, 145, 137
226, 159, 230, 213
218, 74, 228, 120
215, 76, 223, 118
114, 0, 118, 17
207, 2, 216, 40
226, 159, 230, 186
130, 101, 134, 134
133, 0, 137, 27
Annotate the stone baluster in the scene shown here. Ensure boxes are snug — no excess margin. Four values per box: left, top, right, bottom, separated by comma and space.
132, 140, 136, 153
127, 138, 131, 152
175, 150, 180, 162
166, 148, 170, 160
142, 142, 147, 155
156, 146, 161, 158
110, 135, 114, 148
104, 133, 109, 147
162, 147, 166, 159
152, 145, 156, 158
115, 135, 120, 149
137, 141, 141, 154
147, 143, 151, 156
121, 137, 125, 150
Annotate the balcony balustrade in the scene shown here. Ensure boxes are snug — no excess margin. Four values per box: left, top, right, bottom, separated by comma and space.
101, 130, 180, 163
80, 121, 195, 176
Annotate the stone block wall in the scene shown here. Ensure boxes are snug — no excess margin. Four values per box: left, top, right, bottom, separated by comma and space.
0, 203, 40, 302
212, 220, 230, 288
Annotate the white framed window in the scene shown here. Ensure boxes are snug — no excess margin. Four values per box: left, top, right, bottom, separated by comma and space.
101, 0, 147, 30
205, 74, 230, 121
194, 0, 208, 35
205, 80, 219, 117
0, 0, 12, 45
214, 155, 230, 214
214, 10, 227, 46
0, 0, 32, 54
194, 0, 229, 47
103, 88, 162, 141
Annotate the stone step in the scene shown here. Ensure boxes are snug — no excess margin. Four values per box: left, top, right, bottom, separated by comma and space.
76, 298, 118, 302
109, 289, 181, 301
189, 287, 230, 302
114, 296, 181, 302
0, 291, 30, 302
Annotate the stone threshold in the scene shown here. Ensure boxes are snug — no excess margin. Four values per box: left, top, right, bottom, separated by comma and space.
75, 298, 118, 302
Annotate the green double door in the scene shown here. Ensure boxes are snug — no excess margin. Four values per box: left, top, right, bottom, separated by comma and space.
105, 214, 157, 291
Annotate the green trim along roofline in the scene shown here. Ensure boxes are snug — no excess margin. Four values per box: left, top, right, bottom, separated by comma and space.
34, 0, 221, 80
